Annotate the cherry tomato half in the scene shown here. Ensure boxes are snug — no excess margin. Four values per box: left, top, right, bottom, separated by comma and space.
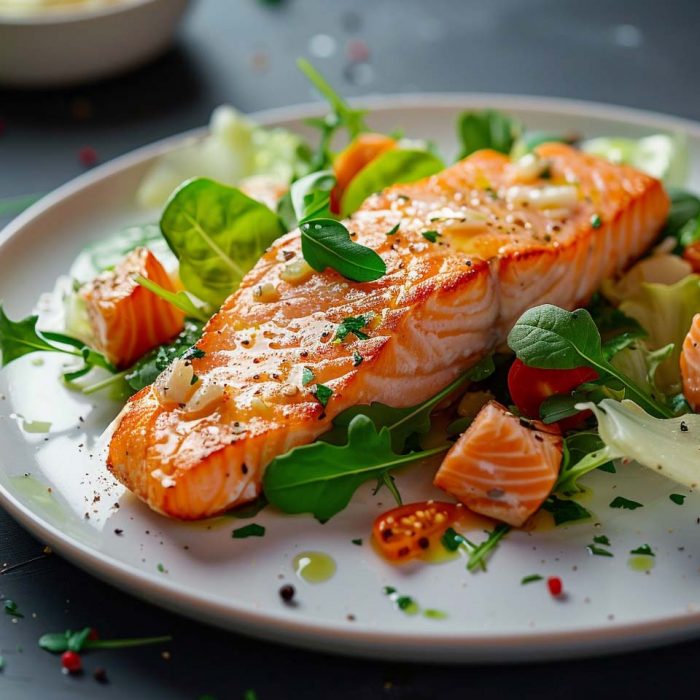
507, 359, 598, 430
373, 501, 460, 561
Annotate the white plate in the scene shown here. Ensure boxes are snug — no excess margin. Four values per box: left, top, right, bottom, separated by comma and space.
1, 95, 700, 663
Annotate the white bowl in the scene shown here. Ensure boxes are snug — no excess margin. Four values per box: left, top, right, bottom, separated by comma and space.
0, 0, 191, 87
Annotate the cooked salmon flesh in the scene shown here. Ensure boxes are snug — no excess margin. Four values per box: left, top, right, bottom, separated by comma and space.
108, 144, 669, 518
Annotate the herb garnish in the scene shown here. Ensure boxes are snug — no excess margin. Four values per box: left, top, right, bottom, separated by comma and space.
421, 230, 441, 243
440, 527, 465, 552
586, 542, 613, 557
4, 600, 23, 618
232, 523, 266, 539
670, 493, 686, 505
609, 496, 644, 510
386, 224, 400, 236
542, 495, 591, 525
590, 214, 602, 229
135, 275, 210, 323
300, 218, 386, 282
464, 525, 511, 572
630, 544, 654, 556
351, 538, 363, 546
301, 367, 315, 386
352, 351, 363, 367
456, 110, 522, 159
226, 495, 268, 519
38, 629, 171, 654
521, 574, 543, 585
334, 315, 370, 343
313, 383, 333, 407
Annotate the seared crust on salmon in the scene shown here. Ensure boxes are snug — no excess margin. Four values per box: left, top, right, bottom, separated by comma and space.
108, 144, 669, 519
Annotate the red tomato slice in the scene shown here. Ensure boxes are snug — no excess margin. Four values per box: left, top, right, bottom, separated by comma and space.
507, 359, 598, 429
372, 501, 460, 561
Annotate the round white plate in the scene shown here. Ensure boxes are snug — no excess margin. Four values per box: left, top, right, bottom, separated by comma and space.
1, 96, 700, 663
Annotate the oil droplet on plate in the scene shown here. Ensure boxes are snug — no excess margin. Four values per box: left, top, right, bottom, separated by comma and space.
628, 555, 655, 573
293, 551, 336, 583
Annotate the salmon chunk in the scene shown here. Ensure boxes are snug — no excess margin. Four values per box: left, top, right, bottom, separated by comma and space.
82, 248, 184, 368
681, 313, 700, 411
434, 401, 562, 526
108, 144, 669, 519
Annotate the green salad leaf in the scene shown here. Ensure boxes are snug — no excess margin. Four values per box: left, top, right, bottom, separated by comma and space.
510, 131, 576, 160
160, 178, 285, 306
456, 110, 522, 160
507, 305, 672, 417
289, 169, 336, 225
134, 275, 210, 323
664, 188, 700, 251
542, 495, 592, 525
300, 218, 386, 282
571, 399, 700, 492
340, 149, 445, 216
263, 414, 446, 521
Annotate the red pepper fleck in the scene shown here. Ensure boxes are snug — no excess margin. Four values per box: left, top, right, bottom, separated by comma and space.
61, 650, 82, 673
547, 576, 563, 597
78, 146, 98, 168
346, 39, 370, 62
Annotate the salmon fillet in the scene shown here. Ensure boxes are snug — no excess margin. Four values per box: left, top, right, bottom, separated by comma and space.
82, 248, 184, 368
108, 144, 669, 519
433, 400, 562, 526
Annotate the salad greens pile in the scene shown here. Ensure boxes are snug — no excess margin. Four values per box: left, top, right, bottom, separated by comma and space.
1, 59, 699, 567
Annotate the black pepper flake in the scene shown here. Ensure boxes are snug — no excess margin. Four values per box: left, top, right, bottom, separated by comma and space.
418, 537, 430, 550
114, 528, 123, 536
680, 421, 689, 432
279, 584, 295, 603
241, 464, 249, 474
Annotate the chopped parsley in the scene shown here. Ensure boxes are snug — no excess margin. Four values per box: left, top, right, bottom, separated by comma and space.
313, 383, 333, 407
630, 544, 654, 556
190, 374, 199, 386
232, 523, 266, 539
385, 223, 400, 236
586, 543, 613, 557
593, 535, 611, 546
421, 230, 441, 243
521, 574, 543, 585
351, 538, 363, 546
157, 563, 168, 573
609, 496, 644, 510
590, 213, 602, 229
440, 527, 465, 552
334, 315, 370, 343
3, 600, 23, 618
301, 366, 315, 386
670, 493, 686, 505
182, 346, 205, 361
542, 495, 591, 526
352, 351, 363, 366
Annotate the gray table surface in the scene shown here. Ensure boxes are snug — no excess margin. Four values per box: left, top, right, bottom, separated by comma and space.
1, 0, 699, 697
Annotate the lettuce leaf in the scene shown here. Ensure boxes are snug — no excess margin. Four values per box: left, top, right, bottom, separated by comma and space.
619, 275, 700, 392
578, 399, 700, 491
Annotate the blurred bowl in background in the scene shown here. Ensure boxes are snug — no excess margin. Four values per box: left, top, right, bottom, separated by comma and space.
0, 0, 191, 87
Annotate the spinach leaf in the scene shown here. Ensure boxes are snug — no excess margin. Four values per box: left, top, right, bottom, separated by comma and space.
340, 149, 445, 216
664, 188, 700, 250
507, 305, 672, 418
456, 110, 522, 159
263, 415, 446, 521
134, 276, 210, 323
160, 178, 285, 307
300, 218, 386, 282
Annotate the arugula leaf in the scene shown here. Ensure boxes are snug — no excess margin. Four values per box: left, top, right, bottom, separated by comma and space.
160, 178, 285, 306
456, 110, 522, 160
300, 218, 386, 282
124, 321, 203, 392
340, 149, 445, 216
231, 523, 265, 539
334, 315, 370, 343
134, 275, 210, 323
0, 307, 76, 366
508, 305, 672, 418
542, 495, 591, 525
326, 356, 495, 451
610, 496, 644, 510
464, 524, 510, 572
263, 415, 446, 521
297, 59, 367, 140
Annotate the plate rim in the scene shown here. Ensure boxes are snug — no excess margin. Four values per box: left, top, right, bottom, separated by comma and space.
2, 93, 700, 662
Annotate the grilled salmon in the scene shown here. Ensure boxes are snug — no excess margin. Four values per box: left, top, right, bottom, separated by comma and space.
433, 400, 562, 526
82, 248, 184, 368
108, 144, 669, 519
681, 313, 700, 411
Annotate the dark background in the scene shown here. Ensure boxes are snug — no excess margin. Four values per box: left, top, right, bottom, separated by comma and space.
1, 1, 699, 698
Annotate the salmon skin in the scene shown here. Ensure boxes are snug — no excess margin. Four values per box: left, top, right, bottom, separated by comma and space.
108, 144, 669, 519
